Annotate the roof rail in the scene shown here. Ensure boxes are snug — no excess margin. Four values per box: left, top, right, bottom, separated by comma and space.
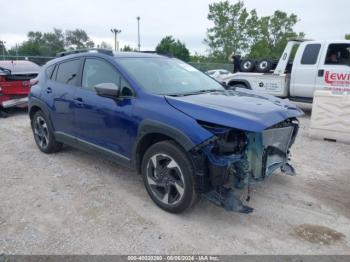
139, 51, 157, 54
56, 48, 114, 57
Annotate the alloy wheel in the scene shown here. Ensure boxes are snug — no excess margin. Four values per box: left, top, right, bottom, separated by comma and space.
146, 153, 185, 206
33, 116, 49, 149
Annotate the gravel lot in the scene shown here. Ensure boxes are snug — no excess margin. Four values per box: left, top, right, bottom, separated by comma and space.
0, 104, 349, 255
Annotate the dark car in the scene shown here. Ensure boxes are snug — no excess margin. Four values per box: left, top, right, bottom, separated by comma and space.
28, 49, 303, 214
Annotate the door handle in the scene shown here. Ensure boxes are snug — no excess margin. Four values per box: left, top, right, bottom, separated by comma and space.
74, 97, 83, 102
46, 87, 52, 93
74, 97, 83, 106
318, 69, 324, 77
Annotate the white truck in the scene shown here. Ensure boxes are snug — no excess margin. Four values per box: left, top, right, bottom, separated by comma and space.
222, 40, 350, 102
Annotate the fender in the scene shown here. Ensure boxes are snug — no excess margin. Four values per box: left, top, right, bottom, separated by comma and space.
28, 96, 51, 122
135, 119, 195, 150
131, 119, 196, 167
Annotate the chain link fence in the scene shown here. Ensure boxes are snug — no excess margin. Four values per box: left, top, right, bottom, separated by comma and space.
1, 55, 234, 73
189, 62, 233, 72
1, 55, 54, 65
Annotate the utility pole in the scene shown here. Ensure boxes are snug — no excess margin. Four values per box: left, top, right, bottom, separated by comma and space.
136, 16, 141, 51
110, 28, 121, 51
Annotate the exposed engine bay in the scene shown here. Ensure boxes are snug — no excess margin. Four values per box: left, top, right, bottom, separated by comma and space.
191, 118, 299, 213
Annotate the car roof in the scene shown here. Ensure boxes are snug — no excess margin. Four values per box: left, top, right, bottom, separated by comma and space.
0, 60, 40, 75
46, 51, 167, 67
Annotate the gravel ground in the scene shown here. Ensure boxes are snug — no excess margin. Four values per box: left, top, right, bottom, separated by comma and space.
0, 104, 349, 255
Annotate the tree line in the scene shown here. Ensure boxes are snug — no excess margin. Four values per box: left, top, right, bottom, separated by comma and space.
1, 1, 349, 63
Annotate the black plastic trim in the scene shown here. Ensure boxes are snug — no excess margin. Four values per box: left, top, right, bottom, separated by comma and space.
55, 131, 133, 168
131, 119, 196, 168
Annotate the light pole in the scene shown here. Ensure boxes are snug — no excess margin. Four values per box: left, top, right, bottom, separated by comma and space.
136, 16, 141, 51
110, 28, 121, 51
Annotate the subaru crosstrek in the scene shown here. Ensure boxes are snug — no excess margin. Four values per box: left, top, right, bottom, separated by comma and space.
28, 49, 303, 214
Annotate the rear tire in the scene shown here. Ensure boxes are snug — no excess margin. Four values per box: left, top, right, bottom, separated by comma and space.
141, 140, 197, 213
31, 110, 63, 153
0, 107, 8, 118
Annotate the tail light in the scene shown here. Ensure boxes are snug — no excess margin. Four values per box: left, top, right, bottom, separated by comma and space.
29, 78, 39, 87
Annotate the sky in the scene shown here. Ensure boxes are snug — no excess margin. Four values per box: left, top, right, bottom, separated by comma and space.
1, 0, 348, 54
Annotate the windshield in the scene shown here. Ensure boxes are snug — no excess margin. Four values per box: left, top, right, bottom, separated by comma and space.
116, 57, 225, 95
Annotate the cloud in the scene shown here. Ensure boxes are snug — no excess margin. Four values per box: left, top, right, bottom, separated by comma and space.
1, 0, 349, 54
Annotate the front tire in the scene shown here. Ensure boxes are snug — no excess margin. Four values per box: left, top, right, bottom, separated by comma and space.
31, 110, 62, 153
141, 141, 197, 213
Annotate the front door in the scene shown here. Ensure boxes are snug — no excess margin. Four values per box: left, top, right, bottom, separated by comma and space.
74, 57, 136, 158
315, 43, 350, 92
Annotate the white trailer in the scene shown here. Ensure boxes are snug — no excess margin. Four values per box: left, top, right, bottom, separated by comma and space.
222, 40, 350, 102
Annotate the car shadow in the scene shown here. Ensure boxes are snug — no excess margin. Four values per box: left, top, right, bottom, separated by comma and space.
2, 107, 28, 117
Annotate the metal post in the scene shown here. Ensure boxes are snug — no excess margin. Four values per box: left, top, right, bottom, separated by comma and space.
111, 29, 121, 52
114, 33, 117, 52
137, 17, 141, 51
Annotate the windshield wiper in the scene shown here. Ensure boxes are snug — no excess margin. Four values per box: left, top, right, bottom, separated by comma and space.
167, 89, 223, 97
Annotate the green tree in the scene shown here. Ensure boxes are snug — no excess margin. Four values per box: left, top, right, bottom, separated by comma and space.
249, 11, 304, 59
121, 45, 137, 52
65, 29, 94, 49
0, 40, 6, 57
204, 1, 255, 62
345, 34, 350, 40
156, 36, 190, 61
205, 1, 304, 61
98, 41, 113, 49
9, 28, 65, 56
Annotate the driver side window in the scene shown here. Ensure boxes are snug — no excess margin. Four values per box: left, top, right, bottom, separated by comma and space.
82, 58, 120, 91
82, 58, 134, 97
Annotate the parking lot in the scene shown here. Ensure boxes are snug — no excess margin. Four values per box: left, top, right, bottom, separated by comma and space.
0, 104, 349, 255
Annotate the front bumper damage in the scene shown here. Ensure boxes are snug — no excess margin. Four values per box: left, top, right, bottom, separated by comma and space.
190, 118, 299, 213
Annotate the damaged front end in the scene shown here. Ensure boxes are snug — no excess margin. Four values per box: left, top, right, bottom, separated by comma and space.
191, 118, 299, 213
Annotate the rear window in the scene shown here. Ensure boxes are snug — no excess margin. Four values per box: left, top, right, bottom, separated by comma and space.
55, 59, 80, 85
301, 44, 321, 65
45, 64, 55, 79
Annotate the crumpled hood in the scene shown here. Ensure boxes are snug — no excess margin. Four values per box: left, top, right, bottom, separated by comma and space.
165, 89, 304, 132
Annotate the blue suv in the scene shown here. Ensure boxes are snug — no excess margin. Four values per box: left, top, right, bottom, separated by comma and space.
29, 49, 303, 213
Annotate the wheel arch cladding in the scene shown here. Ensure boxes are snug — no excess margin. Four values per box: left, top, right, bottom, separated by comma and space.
133, 119, 196, 173
29, 105, 41, 120
29, 98, 50, 120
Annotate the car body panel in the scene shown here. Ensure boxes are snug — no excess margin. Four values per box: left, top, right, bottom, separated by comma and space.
165, 89, 303, 132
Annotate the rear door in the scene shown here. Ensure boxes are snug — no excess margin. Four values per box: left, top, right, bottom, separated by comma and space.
45, 58, 82, 135
290, 42, 322, 98
315, 42, 350, 92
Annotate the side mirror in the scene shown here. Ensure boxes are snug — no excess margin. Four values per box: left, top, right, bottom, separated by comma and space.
94, 83, 120, 99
